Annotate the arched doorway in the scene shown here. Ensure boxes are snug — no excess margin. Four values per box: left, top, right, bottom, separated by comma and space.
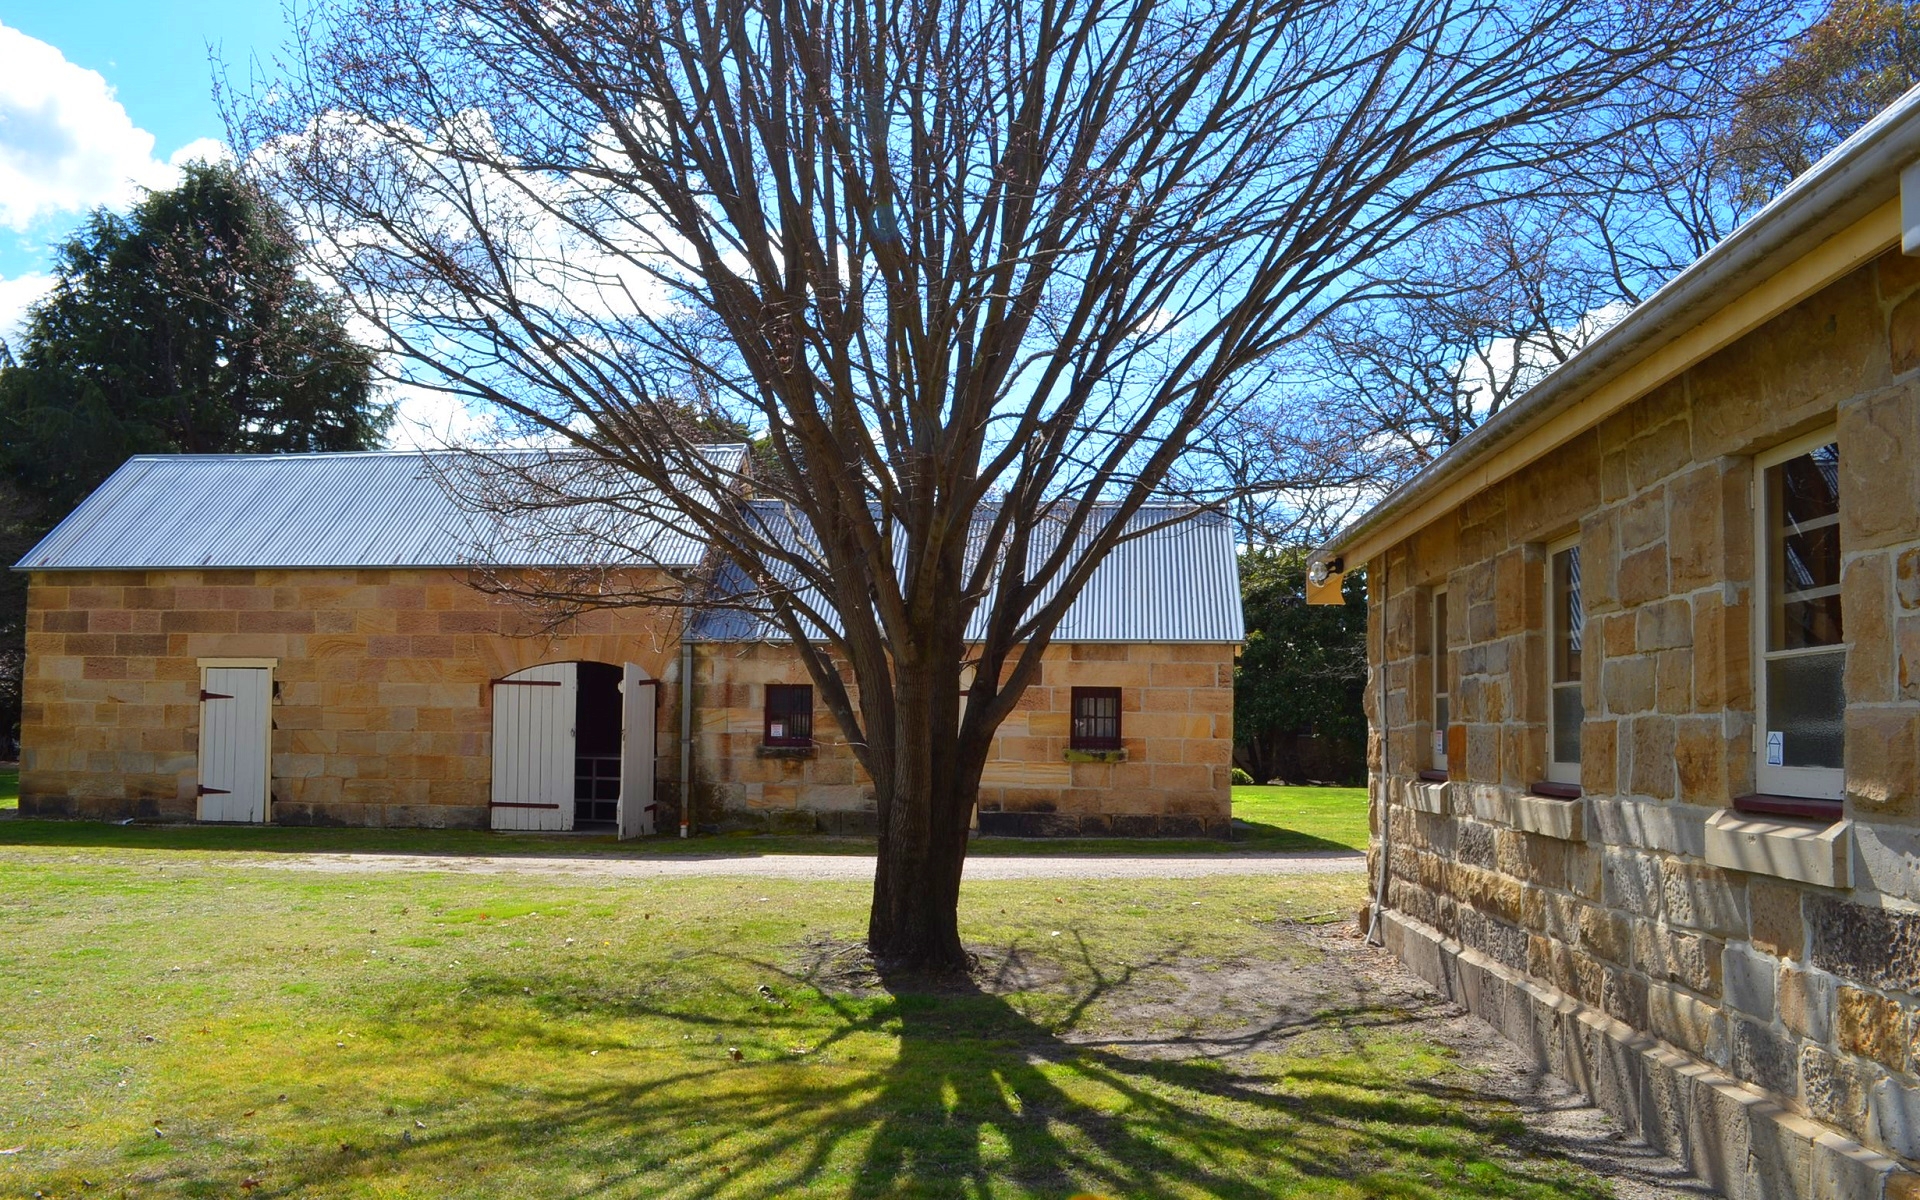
490, 661, 657, 837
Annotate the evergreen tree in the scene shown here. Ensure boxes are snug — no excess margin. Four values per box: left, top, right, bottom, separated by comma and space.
1234, 549, 1368, 786
0, 160, 389, 745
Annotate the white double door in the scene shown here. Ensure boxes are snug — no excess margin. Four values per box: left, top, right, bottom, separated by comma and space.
197, 666, 272, 823
490, 662, 655, 837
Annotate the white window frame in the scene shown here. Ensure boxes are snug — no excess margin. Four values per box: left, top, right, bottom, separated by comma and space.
1432, 588, 1449, 772
1753, 427, 1844, 802
1545, 536, 1584, 786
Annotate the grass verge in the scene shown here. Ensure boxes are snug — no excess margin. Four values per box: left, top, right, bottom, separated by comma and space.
0, 846, 1615, 1199
0, 784, 1367, 858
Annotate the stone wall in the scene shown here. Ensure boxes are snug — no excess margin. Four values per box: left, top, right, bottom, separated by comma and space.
21, 566, 689, 827
23, 569, 1234, 834
1364, 248, 1920, 1192
694, 640, 1235, 836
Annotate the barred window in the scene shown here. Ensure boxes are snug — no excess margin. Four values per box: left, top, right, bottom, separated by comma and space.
1432, 590, 1450, 772
1070, 687, 1122, 750
764, 684, 814, 747
1547, 541, 1584, 785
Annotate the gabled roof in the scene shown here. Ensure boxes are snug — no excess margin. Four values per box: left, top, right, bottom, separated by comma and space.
15, 448, 744, 571
1320, 83, 1920, 569
694, 503, 1244, 644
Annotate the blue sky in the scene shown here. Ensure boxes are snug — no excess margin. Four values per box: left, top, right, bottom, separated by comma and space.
0, 5, 477, 444
0, 2, 294, 333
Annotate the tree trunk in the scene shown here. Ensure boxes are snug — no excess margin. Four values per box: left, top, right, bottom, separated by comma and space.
866, 657, 979, 973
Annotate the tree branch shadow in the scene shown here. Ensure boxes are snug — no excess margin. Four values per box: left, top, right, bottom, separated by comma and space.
206, 938, 1618, 1200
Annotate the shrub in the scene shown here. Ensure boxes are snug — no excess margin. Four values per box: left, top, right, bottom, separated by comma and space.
1230, 767, 1254, 786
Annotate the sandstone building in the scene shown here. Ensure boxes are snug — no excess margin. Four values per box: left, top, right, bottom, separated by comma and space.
1314, 95, 1920, 1195
18, 452, 1241, 836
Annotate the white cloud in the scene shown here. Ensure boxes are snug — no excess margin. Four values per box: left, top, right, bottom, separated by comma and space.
167, 137, 233, 170
0, 22, 227, 232
384, 381, 498, 451
0, 271, 53, 346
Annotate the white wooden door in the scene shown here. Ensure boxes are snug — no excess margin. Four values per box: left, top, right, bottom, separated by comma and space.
618, 663, 657, 839
198, 667, 271, 823
490, 662, 577, 831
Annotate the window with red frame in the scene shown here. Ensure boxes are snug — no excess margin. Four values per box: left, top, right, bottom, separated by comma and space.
764, 684, 814, 747
1070, 687, 1122, 750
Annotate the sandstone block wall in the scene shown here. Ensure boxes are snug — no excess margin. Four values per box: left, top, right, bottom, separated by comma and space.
1365, 248, 1920, 1179
23, 570, 1234, 834
695, 640, 1235, 836
21, 567, 688, 827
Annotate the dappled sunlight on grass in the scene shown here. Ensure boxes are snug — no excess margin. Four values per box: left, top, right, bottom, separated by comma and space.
0, 854, 1602, 1198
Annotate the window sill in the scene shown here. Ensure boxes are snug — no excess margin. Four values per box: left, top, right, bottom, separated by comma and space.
1528, 781, 1582, 800
1404, 779, 1449, 814
1513, 791, 1585, 841
1703, 808, 1851, 889
1064, 748, 1126, 763
757, 744, 816, 760
1732, 793, 1843, 821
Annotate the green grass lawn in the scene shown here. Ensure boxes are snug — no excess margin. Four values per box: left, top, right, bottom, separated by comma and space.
1230, 784, 1370, 852
0, 842, 1616, 1200
0, 784, 1367, 858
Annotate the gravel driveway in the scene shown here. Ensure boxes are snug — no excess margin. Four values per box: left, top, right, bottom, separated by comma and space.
255, 848, 1365, 880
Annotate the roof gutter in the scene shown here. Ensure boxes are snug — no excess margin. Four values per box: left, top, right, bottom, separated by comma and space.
1316, 84, 1920, 575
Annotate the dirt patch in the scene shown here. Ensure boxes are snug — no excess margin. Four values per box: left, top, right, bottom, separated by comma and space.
793, 933, 1072, 997
794, 932, 889, 995
1052, 920, 1712, 1197
1308, 921, 1714, 1200
791, 921, 1711, 1199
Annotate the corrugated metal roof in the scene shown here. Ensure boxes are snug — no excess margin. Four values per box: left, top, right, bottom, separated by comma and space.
694, 503, 1244, 643
16, 449, 743, 570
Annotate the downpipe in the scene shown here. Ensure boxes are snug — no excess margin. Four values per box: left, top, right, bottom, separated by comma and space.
679, 615, 694, 839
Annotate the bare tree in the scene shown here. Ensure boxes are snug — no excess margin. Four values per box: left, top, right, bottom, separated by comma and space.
1307, 201, 1631, 475
1286, 6, 1813, 477
1721, 0, 1920, 208
238, 0, 1779, 970
1167, 393, 1379, 547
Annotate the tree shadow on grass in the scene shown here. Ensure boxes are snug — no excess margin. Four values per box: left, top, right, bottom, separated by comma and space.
1225, 819, 1364, 854
202, 941, 1616, 1200
0, 817, 877, 860
0, 817, 1362, 861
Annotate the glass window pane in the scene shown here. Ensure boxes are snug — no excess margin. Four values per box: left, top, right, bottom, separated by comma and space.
1778, 446, 1840, 526
1553, 547, 1583, 684
1766, 650, 1845, 770
1072, 689, 1121, 747
1768, 445, 1842, 651
766, 685, 813, 743
1552, 683, 1583, 764
1780, 595, 1844, 650
1781, 525, 1841, 594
